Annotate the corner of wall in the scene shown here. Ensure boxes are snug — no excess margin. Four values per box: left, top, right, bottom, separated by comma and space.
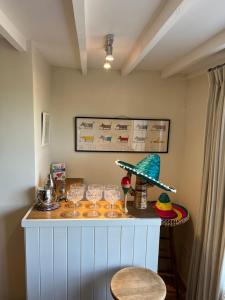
175, 73, 209, 283
31, 45, 52, 186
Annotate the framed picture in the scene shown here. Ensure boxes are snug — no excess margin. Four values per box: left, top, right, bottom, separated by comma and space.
75, 117, 170, 153
41, 112, 50, 146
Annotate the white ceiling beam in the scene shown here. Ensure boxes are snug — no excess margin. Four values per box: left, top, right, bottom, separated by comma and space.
72, 0, 87, 75
121, 0, 196, 76
0, 9, 27, 51
162, 29, 225, 78
186, 50, 225, 80
186, 70, 206, 80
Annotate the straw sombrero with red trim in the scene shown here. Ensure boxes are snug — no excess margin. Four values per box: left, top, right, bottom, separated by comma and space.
151, 193, 189, 227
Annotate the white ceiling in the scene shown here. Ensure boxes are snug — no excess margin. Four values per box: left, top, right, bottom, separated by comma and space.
1, 0, 225, 77
138, 0, 225, 71
0, 0, 80, 67
86, 0, 164, 69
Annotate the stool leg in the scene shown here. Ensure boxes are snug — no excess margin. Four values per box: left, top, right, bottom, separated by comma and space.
169, 227, 180, 300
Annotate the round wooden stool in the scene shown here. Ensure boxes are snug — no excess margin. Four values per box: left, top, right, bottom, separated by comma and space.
111, 267, 166, 300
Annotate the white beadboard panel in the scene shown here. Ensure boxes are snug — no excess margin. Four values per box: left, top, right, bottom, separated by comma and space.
121, 226, 135, 267
81, 227, 94, 300
94, 227, 108, 300
40, 228, 53, 300
68, 227, 81, 300
145, 225, 160, 271
107, 226, 121, 300
23, 218, 161, 300
133, 225, 148, 267
25, 227, 40, 300
53, 227, 68, 300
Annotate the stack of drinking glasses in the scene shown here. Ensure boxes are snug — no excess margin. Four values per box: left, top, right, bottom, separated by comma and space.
62, 183, 121, 218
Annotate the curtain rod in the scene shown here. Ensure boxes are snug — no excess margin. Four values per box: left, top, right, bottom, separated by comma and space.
208, 62, 225, 72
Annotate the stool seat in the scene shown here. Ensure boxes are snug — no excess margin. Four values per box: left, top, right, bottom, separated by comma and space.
111, 267, 166, 300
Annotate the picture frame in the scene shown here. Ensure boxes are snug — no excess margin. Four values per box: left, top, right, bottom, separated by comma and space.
75, 117, 170, 153
41, 112, 50, 146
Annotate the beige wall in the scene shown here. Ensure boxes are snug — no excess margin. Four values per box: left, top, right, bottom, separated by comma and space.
32, 46, 51, 186
0, 40, 35, 300
176, 74, 209, 282
51, 68, 187, 200
51, 68, 210, 284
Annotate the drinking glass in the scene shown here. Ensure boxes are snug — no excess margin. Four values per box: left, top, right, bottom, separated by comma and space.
72, 184, 85, 206
62, 185, 84, 217
87, 184, 103, 208
104, 185, 121, 218
70, 183, 85, 207
104, 184, 120, 209
85, 184, 103, 217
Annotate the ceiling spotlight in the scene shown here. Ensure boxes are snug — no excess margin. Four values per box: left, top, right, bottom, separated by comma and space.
106, 54, 114, 62
105, 34, 114, 62
103, 62, 111, 70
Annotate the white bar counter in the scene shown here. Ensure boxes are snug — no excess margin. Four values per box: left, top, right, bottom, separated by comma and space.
22, 201, 161, 300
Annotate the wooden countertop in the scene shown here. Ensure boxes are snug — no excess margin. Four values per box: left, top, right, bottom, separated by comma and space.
22, 178, 160, 227
26, 200, 158, 220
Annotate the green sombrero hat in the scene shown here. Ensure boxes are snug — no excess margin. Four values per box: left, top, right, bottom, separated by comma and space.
115, 154, 176, 193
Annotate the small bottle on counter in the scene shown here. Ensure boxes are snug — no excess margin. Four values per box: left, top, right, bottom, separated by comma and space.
58, 180, 67, 201
45, 173, 56, 198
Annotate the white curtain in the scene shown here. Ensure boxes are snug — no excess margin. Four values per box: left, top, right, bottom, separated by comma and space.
186, 66, 225, 300
220, 255, 225, 299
